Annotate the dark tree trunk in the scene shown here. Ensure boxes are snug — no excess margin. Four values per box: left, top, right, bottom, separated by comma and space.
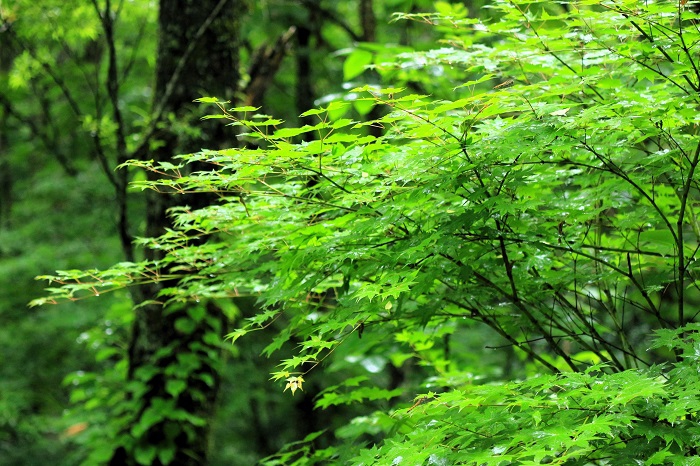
112, 1, 239, 464
295, 18, 315, 127
359, 0, 383, 138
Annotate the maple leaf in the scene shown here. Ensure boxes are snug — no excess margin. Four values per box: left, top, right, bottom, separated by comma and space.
284, 376, 305, 395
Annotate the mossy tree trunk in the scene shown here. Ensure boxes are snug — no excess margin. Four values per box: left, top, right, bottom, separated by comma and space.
111, 1, 239, 464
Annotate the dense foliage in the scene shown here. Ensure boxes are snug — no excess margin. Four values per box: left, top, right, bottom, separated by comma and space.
1, 0, 446, 464
25, 0, 700, 464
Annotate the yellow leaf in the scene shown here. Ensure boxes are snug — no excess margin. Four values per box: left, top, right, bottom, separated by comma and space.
549, 108, 570, 116
284, 376, 305, 395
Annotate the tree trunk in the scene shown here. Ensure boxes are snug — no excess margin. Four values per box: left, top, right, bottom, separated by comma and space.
111, 1, 239, 464
359, 0, 383, 138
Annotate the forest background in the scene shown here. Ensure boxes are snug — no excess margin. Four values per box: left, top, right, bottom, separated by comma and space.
4, 0, 700, 465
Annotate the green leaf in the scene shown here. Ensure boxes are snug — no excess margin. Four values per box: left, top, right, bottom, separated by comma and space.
174, 317, 196, 335
343, 49, 373, 81
134, 444, 158, 465
165, 379, 187, 398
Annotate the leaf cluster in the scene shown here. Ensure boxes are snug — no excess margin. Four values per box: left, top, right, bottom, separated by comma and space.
36, 0, 700, 463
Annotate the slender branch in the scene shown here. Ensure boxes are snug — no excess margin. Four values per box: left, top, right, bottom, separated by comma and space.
0, 94, 77, 176
508, 0, 605, 102
301, 0, 361, 42
92, 0, 128, 165
243, 26, 296, 107
676, 138, 700, 328
591, 34, 690, 95
7, 35, 83, 118
676, 2, 700, 91
300, 165, 353, 194
118, 16, 150, 93
610, 4, 699, 92
92, 0, 134, 261
577, 140, 679, 247
441, 249, 579, 371
442, 296, 561, 373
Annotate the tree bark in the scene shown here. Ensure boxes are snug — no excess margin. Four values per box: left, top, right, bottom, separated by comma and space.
111, 1, 239, 464
359, 0, 383, 138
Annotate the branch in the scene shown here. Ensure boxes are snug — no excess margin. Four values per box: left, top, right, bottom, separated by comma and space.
676, 137, 700, 328
7, 35, 83, 118
92, 0, 128, 164
0, 93, 77, 176
3, 14, 119, 187
301, 0, 361, 42
92, 0, 135, 261
243, 26, 296, 107
607, 3, 699, 92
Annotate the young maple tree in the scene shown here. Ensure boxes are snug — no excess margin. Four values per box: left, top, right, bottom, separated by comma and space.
36, 0, 700, 463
